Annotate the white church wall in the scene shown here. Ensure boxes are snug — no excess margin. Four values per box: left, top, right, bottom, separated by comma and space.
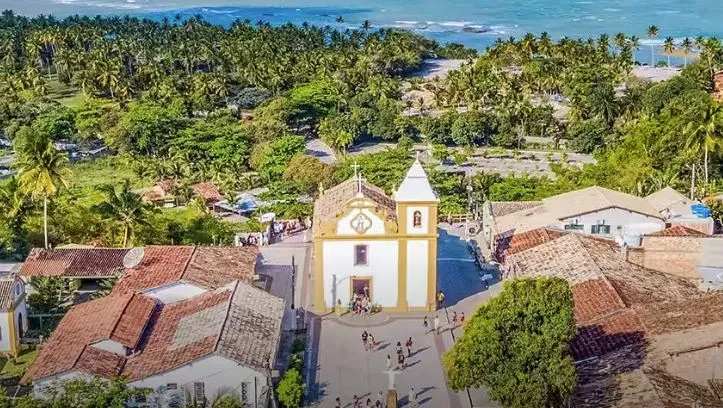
405, 206, 430, 235
336, 208, 386, 236
322, 240, 398, 308
406, 240, 429, 307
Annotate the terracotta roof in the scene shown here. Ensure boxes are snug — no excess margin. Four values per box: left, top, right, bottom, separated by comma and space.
192, 182, 223, 203
494, 227, 566, 262
20, 248, 129, 278
23, 293, 157, 383
572, 309, 646, 360
183, 246, 259, 290
112, 246, 259, 295
112, 246, 195, 295
646, 225, 706, 237
634, 293, 723, 336
123, 287, 231, 380
313, 178, 396, 234
489, 201, 542, 217
73, 346, 126, 378
0, 278, 18, 310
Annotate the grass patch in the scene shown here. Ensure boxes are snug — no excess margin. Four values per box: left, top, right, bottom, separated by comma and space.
46, 79, 83, 108
0, 347, 38, 378
66, 155, 143, 206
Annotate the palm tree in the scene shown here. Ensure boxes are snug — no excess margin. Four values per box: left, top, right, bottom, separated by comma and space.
646, 25, 659, 65
613, 32, 627, 56
335, 16, 344, 24
663, 37, 675, 67
361, 20, 372, 32
15, 132, 71, 249
629, 35, 640, 65
93, 179, 156, 247
684, 102, 723, 185
681, 37, 693, 67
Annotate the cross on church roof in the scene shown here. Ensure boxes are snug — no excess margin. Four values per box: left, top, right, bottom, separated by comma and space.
351, 162, 362, 194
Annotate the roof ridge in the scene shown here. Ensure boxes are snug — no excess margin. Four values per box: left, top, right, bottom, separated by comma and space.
213, 281, 240, 353
179, 245, 199, 281
108, 293, 137, 340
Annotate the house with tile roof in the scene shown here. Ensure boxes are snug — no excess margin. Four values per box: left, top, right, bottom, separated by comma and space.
500, 228, 723, 407
23, 244, 283, 408
0, 264, 27, 356
486, 186, 715, 256
312, 159, 439, 312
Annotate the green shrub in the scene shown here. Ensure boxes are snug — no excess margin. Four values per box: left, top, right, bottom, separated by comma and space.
276, 368, 305, 408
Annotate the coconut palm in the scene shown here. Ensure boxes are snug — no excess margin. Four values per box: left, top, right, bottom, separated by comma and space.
662, 37, 675, 67
681, 37, 693, 67
646, 25, 659, 65
15, 131, 71, 249
93, 179, 156, 247
684, 102, 723, 185
361, 20, 372, 32
629, 35, 640, 64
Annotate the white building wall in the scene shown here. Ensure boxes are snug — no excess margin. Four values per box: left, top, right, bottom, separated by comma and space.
406, 240, 428, 307
322, 240, 398, 308
336, 208, 386, 235
405, 206, 430, 235
131, 355, 265, 407
558, 208, 665, 237
144, 282, 207, 304
0, 311, 11, 352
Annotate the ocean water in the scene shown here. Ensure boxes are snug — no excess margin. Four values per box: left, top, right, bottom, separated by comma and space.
1, 0, 721, 52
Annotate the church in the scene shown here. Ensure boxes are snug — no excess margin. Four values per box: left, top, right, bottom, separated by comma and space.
312, 158, 439, 313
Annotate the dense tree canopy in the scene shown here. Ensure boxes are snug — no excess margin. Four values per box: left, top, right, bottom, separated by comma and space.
444, 277, 577, 408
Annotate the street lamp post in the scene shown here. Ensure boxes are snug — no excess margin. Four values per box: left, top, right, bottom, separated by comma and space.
465, 183, 473, 241
291, 255, 296, 310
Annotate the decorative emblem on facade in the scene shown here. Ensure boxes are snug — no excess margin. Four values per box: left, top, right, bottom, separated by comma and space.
350, 212, 373, 234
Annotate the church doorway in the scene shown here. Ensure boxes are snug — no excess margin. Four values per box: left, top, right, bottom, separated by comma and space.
351, 277, 371, 298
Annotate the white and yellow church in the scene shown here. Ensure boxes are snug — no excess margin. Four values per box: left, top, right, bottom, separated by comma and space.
312, 158, 439, 313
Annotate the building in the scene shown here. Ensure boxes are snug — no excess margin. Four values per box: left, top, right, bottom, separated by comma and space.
626, 225, 723, 283
499, 228, 723, 407
312, 159, 439, 313
0, 263, 27, 356
22, 245, 284, 407
485, 186, 714, 257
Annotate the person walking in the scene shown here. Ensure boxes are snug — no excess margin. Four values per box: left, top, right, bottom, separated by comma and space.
362, 330, 369, 351
451, 311, 458, 328
436, 290, 446, 309
335, 396, 342, 408
376, 391, 384, 408
368, 333, 376, 351
423, 315, 429, 333
409, 387, 417, 408
397, 352, 406, 370
352, 395, 360, 408
385, 354, 393, 370
405, 336, 413, 357
460, 312, 465, 325
366, 397, 372, 408
396, 341, 403, 356
433, 314, 440, 335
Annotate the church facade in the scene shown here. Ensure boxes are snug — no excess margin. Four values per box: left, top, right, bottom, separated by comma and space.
312, 159, 439, 313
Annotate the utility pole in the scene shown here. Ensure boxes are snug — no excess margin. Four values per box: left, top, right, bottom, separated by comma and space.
291, 255, 296, 310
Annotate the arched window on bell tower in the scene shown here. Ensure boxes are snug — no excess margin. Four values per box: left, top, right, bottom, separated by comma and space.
413, 210, 422, 228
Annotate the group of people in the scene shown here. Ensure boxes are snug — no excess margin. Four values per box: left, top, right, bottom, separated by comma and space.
349, 293, 373, 314
336, 388, 417, 408
271, 218, 308, 238
423, 311, 465, 335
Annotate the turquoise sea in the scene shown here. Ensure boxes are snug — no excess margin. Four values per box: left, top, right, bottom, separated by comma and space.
1, 0, 721, 53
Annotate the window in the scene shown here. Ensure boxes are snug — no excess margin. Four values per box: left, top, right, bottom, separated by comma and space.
354, 245, 368, 265
166, 383, 178, 390
413, 210, 422, 227
193, 382, 205, 405
564, 223, 584, 231
591, 224, 611, 235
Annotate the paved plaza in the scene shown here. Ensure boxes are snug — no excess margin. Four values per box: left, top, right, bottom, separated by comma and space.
304, 226, 501, 407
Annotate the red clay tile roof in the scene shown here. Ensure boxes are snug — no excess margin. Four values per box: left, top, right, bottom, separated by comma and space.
123, 287, 231, 380
73, 346, 126, 378
571, 278, 626, 324
112, 246, 195, 295
192, 182, 222, 203
0, 278, 19, 310
183, 246, 258, 289
646, 225, 707, 237
572, 309, 646, 360
313, 178, 397, 234
20, 248, 129, 278
23, 293, 157, 383
110, 295, 157, 349
112, 246, 258, 295
495, 227, 566, 262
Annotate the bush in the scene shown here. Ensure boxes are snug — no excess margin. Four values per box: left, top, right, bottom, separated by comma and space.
276, 368, 305, 408
291, 337, 306, 354
229, 87, 271, 109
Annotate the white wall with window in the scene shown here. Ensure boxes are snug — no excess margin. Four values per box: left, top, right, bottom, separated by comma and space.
321, 240, 399, 309
559, 208, 664, 237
